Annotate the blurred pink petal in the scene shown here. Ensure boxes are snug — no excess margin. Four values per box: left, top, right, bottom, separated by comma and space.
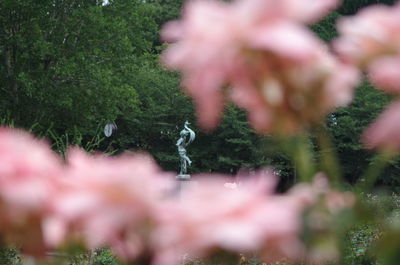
229, 48, 359, 133
0, 128, 62, 255
335, 3, 400, 64
335, 2, 400, 94
368, 56, 400, 93
234, 0, 339, 25
246, 21, 322, 62
161, 0, 233, 129
47, 148, 174, 259
325, 191, 355, 214
162, 0, 357, 133
284, 0, 340, 24
152, 172, 355, 265
325, 61, 360, 107
362, 101, 400, 151
336, 3, 400, 150
42, 217, 67, 247
292, 175, 355, 264
152, 171, 305, 265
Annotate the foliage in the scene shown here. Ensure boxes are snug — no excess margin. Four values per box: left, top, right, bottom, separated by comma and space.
0, 0, 153, 136
1, 0, 398, 186
191, 105, 271, 174
45, 126, 109, 156
0, 248, 21, 265
310, 11, 340, 41
92, 248, 120, 265
0, 0, 273, 175
328, 82, 392, 185
339, 0, 397, 15
344, 224, 380, 265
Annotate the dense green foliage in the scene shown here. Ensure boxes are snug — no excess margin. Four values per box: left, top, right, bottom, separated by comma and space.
328, 82, 393, 185
0, 0, 270, 176
339, 0, 397, 14
1, 0, 399, 187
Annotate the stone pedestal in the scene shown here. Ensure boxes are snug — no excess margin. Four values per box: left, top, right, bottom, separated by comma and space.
176, 174, 191, 180
175, 174, 197, 198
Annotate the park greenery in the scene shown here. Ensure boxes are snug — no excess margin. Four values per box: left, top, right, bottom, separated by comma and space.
1, 0, 399, 188
1, 0, 400, 264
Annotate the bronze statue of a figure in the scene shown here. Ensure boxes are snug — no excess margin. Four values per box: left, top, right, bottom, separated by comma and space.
176, 121, 195, 175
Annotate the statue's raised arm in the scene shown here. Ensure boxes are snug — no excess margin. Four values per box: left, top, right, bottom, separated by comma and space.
184, 121, 195, 146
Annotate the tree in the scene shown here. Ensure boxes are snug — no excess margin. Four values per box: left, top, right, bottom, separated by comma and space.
339, 0, 397, 15
328, 81, 392, 184
0, 0, 158, 137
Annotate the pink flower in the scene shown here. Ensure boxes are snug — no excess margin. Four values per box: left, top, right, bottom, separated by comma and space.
152, 172, 356, 265
44, 149, 174, 260
335, 2, 400, 91
236, 0, 339, 25
162, 0, 358, 133
152, 171, 305, 265
161, 0, 235, 128
368, 56, 400, 94
287, 174, 355, 263
229, 47, 359, 133
336, 3, 400, 150
335, 2, 400, 64
324, 191, 355, 214
283, 0, 339, 24
0, 128, 62, 255
362, 101, 400, 151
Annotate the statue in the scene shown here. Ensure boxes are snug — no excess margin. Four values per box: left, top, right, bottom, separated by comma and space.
176, 121, 195, 178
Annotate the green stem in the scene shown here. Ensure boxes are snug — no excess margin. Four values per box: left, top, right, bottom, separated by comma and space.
314, 123, 342, 189
355, 151, 395, 192
279, 133, 316, 183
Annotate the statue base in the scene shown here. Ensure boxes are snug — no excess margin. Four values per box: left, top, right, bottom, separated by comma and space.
176, 174, 191, 180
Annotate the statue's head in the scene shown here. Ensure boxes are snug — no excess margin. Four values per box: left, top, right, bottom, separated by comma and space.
184, 121, 190, 126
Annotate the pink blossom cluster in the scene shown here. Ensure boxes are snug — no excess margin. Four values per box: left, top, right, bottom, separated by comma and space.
0, 128, 61, 255
43, 149, 175, 260
3, 0, 400, 262
152, 173, 305, 265
152, 173, 354, 265
0, 128, 354, 264
335, 1, 400, 93
362, 101, 400, 151
334, 1, 400, 151
161, 0, 359, 134
291, 176, 356, 262
0, 128, 174, 259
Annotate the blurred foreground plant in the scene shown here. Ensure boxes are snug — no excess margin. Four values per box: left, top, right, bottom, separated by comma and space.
1, 0, 400, 265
